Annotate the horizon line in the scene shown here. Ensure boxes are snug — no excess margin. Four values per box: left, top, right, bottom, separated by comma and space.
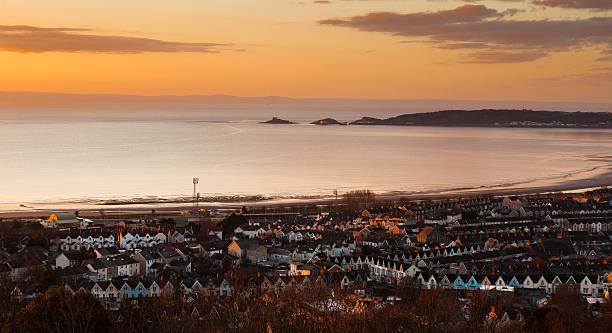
1, 90, 611, 109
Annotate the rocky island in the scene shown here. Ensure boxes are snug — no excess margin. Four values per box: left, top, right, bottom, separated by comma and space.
260, 117, 296, 124
310, 118, 347, 126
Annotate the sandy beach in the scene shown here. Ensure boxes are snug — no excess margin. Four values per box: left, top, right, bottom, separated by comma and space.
2, 163, 611, 219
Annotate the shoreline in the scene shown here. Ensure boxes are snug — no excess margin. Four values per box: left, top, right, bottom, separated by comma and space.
1, 165, 611, 219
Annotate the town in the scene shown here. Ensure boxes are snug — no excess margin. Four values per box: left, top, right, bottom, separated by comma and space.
1, 188, 611, 332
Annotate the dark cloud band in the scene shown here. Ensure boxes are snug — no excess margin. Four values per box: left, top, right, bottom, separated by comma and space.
319, 4, 612, 63
0, 25, 229, 53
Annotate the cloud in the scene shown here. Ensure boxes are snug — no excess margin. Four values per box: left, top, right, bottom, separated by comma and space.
596, 49, 612, 61
427, 0, 612, 10
532, 0, 612, 10
463, 50, 549, 63
320, 5, 502, 29
0, 25, 230, 54
534, 69, 612, 84
448, 0, 525, 2
319, 4, 612, 63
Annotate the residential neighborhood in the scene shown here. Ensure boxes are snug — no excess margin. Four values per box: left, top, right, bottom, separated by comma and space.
1, 189, 612, 331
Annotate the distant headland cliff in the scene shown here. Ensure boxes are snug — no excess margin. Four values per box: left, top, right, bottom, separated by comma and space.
260, 110, 612, 128
349, 109, 612, 128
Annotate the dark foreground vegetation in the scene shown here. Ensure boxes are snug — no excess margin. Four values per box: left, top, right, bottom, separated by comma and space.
1, 279, 611, 333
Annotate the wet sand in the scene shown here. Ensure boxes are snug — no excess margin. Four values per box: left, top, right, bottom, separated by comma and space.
1, 164, 611, 219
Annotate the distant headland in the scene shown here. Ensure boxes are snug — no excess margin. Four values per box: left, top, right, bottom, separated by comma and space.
260, 117, 295, 124
2, 91, 612, 113
349, 109, 612, 128
260, 110, 612, 129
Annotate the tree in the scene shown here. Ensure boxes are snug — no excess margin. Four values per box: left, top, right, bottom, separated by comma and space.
5, 287, 111, 333
395, 276, 420, 304
31, 267, 59, 289
343, 190, 376, 211
159, 218, 175, 228
0, 279, 18, 333
412, 288, 457, 332
543, 285, 592, 332
220, 213, 247, 236
523, 285, 598, 333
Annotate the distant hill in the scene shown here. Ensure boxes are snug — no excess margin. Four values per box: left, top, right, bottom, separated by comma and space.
349, 109, 612, 128
311, 118, 347, 126
2, 91, 612, 113
350, 117, 383, 125
260, 117, 295, 124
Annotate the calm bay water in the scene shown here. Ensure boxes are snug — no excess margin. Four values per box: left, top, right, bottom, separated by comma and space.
1, 108, 612, 206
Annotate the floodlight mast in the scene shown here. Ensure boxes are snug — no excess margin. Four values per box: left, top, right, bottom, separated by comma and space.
193, 178, 199, 211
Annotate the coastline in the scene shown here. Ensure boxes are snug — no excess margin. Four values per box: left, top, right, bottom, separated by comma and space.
2, 164, 611, 219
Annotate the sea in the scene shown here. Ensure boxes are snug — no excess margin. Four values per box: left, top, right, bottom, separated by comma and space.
1, 106, 611, 211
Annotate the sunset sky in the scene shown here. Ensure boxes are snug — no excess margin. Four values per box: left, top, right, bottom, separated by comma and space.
1, 0, 611, 102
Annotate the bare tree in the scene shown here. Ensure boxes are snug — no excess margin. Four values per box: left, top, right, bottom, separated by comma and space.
343, 189, 376, 211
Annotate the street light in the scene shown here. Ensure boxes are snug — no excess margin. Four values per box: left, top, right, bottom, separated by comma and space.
193, 178, 199, 211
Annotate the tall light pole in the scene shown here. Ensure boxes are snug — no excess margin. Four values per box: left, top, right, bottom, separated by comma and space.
193, 178, 199, 212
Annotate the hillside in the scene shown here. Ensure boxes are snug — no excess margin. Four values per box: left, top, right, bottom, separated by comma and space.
349, 109, 612, 128
311, 118, 347, 126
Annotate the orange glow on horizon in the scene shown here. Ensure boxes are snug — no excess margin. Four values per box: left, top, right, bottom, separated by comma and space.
0, 0, 610, 103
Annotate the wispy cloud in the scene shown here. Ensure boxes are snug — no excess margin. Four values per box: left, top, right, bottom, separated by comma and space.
0, 25, 231, 54
319, 4, 612, 63
596, 49, 612, 61
444, 0, 612, 10
532, 0, 612, 10
462, 50, 549, 63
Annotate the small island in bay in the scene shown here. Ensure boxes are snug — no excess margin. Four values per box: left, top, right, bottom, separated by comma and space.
310, 118, 347, 126
349, 116, 384, 125
349, 109, 612, 128
260, 117, 296, 124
